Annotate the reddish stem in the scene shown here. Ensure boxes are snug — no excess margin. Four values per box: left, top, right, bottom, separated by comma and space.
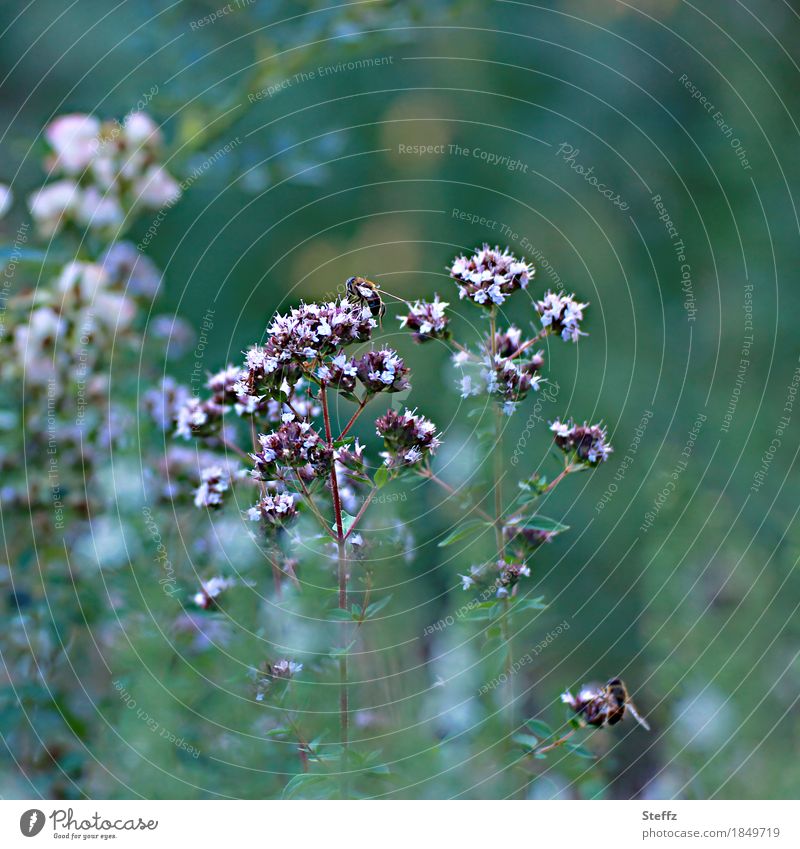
321, 384, 349, 796
336, 394, 371, 442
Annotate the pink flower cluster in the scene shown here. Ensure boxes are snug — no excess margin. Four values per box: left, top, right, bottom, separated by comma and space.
375, 408, 441, 468
535, 291, 588, 342
449, 244, 533, 307
550, 419, 612, 465
398, 295, 450, 343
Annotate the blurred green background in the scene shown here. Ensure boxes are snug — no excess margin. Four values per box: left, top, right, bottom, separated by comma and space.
1, 0, 798, 799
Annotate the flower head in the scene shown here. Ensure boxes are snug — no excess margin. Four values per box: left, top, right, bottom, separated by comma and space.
449, 244, 533, 307
550, 419, 612, 465
100, 242, 162, 299
174, 395, 223, 440
207, 365, 245, 406
242, 299, 375, 395
247, 492, 298, 527
375, 408, 441, 469
483, 354, 543, 414
535, 291, 588, 342
495, 559, 531, 598
251, 421, 332, 480
192, 576, 237, 610
399, 295, 450, 343
193, 465, 230, 509
318, 352, 358, 393
356, 347, 411, 394
503, 522, 555, 557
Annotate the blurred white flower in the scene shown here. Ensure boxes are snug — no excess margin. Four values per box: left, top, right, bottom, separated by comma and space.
44, 113, 101, 174
134, 165, 181, 208
75, 186, 124, 231
28, 180, 80, 236
123, 112, 161, 147
0, 183, 12, 218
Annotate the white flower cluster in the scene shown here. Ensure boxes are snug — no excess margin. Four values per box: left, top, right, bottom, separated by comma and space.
192, 576, 237, 609
247, 491, 297, 526
535, 291, 588, 342
449, 244, 533, 307
28, 113, 181, 237
550, 419, 612, 465
193, 465, 230, 509
398, 295, 450, 342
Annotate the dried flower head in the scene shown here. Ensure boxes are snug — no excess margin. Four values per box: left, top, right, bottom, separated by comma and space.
399, 295, 450, 343
449, 244, 534, 307
535, 291, 588, 342
375, 408, 441, 468
550, 419, 612, 465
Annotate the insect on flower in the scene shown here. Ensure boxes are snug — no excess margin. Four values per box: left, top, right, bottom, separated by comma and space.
561, 677, 651, 730
346, 276, 386, 324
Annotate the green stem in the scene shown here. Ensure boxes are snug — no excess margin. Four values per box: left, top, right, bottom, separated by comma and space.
490, 310, 514, 734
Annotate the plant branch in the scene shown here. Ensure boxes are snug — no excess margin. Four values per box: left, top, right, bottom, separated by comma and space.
506, 327, 549, 361
344, 486, 378, 540
321, 383, 349, 798
417, 467, 494, 524
336, 393, 371, 442
536, 728, 578, 755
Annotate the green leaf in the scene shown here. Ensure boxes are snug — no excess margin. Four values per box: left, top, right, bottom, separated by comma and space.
364, 594, 393, 618
332, 512, 357, 536
526, 719, 553, 739
566, 741, 596, 760
281, 773, 331, 799
437, 519, 489, 547
327, 608, 353, 621
461, 600, 501, 621
513, 733, 540, 749
519, 515, 570, 535
514, 595, 548, 612
373, 466, 390, 489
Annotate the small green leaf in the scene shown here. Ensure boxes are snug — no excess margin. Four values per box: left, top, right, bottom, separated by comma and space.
282, 773, 330, 799
462, 600, 501, 621
513, 733, 540, 749
373, 466, 390, 489
514, 595, 548, 612
332, 512, 357, 536
327, 608, 353, 621
527, 719, 553, 739
566, 741, 596, 760
364, 594, 393, 618
437, 519, 489, 547
519, 515, 570, 535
